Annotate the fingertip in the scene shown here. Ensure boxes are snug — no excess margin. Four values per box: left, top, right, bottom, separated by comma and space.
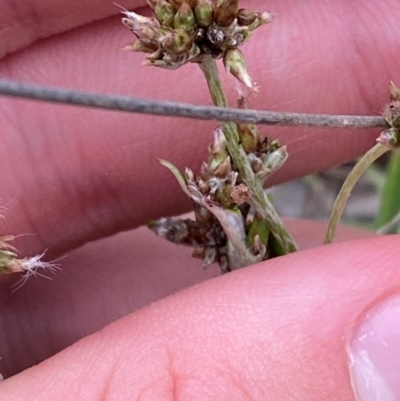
2, 236, 400, 400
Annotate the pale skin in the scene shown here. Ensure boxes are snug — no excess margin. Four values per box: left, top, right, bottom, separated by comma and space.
0, 0, 399, 399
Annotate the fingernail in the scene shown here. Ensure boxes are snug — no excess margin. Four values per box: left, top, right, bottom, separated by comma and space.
349, 294, 400, 401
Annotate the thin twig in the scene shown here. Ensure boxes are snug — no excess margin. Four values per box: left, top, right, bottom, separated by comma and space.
0, 79, 387, 128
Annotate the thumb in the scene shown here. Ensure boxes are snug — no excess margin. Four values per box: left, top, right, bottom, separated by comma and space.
1, 236, 400, 400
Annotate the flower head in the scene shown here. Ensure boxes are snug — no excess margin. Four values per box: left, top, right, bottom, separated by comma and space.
121, 0, 272, 85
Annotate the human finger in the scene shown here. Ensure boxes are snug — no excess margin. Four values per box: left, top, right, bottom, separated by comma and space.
0, 218, 374, 377
0, 0, 144, 58
1, 234, 399, 400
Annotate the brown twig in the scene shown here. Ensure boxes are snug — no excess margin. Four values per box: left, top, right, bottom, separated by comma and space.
0, 79, 386, 128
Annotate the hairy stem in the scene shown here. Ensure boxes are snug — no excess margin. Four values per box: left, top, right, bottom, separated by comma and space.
199, 56, 297, 254
324, 143, 389, 244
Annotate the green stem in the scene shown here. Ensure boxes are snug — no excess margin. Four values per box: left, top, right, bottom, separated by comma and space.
324, 143, 389, 244
199, 56, 297, 254
374, 151, 400, 232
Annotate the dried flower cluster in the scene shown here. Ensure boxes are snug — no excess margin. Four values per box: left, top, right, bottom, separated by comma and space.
122, 0, 272, 89
149, 96, 288, 272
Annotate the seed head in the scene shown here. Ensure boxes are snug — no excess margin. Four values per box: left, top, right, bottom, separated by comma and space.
120, 0, 272, 72
194, 0, 214, 27
377, 128, 400, 149
223, 48, 253, 90
154, 0, 176, 27
237, 123, 260, 153
174, 2, 196, 32
390, 81, 400, 101
236, 8, 258, 26
214, 0, 238, 27
159, 29, 193, 54
384, 82, 400, 130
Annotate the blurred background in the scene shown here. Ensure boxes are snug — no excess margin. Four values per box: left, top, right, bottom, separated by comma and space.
269, 152, 400, 234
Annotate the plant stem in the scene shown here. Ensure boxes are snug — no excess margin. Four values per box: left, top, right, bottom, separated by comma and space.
0, 79, 387, 128
374, 151, 400, 232
199, 56, 297, 254
324, 143, 389, 244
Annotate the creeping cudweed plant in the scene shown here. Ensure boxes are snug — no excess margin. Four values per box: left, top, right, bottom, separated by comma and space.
119, 0, 400, 272
120, 0, 298, 272
0, 0, 398, 284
